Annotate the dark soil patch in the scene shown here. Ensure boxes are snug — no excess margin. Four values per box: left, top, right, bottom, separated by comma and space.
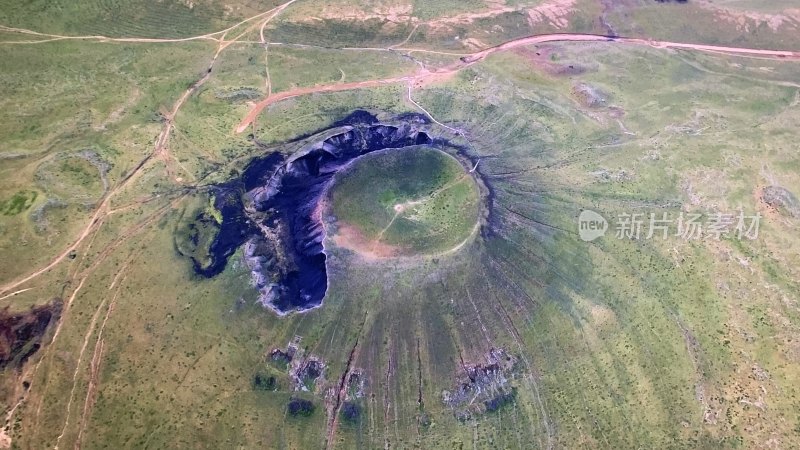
0, 298, 62, 370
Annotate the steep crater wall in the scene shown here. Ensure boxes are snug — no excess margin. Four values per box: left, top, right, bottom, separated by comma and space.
180, 111, 484, 315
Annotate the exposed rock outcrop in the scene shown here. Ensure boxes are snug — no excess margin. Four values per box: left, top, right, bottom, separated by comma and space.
442, 348, 518, 420
762, 185, 800, 218
0, 299, 62, 370
189, 111, 450, 315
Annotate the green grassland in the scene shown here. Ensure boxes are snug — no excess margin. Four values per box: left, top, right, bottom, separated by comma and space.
329, 146, 480, 255
0, 38, 214, 283
605, 2, 800, 51
700, 0, 800, 13
411, 0, 487, 21
266, 16, 415, 48
0, 1, 799, 449
0, 0, 279, 38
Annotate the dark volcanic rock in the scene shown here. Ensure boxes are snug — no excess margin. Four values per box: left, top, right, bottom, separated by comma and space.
244, 121, 431, 314
762, 186, 800, 218
442, 348, 518, 420
192, 187, 255, 278
241, 152, 285, 192
270, 348, 293, 365
192, 111, 456, 315
298, 359, 324, 382
0, 298, 62, 370
346, 370, 365, 399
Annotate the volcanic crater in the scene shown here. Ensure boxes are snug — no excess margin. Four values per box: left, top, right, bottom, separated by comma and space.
184, 111, 485, 315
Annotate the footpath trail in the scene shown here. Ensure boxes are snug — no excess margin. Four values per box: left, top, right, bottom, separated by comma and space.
235, 32, 800, 133
2, 27, 797, 295
0, 6, 285, 45
0, 2, 300, 449
0, 10, 797, 449
0, 0, 298, 298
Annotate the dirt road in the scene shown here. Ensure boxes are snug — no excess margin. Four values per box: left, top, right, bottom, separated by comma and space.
235, 33, 800, 133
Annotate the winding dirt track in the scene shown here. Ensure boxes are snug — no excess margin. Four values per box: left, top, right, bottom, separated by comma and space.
0, 9, 798, 298
1, 24, 798, 298
0, 1, 297, 299
235, 33, 800, 133
0, 9, 798, 449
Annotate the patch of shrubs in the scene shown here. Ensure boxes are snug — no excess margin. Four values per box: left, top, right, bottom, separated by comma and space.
253, 373, 277, 391
340, 402, 361, 423
287, 398, 315, 417
483, 389, 517, 413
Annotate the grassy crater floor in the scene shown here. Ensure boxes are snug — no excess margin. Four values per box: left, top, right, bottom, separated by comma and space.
327, 145, 480, 257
